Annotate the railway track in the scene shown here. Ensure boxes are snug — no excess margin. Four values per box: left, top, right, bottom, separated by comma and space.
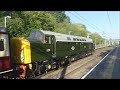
34, 46, 114, 79
63, 47, 112, 79
81, 46, 120, 79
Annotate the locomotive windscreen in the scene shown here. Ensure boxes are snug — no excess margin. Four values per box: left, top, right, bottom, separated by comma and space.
28, 30, 44, 42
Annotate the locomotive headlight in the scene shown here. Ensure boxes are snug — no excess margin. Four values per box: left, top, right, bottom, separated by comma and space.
20, 55, 24, 62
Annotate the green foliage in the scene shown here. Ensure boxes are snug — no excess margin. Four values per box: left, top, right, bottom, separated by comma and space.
54, 22, 88, 37
21, 11, 56, 32
47, 11, 70, 23
0, 11, 58, 37
7, 17, 25, 37
0, 11, 105, 45
90, 33, 105, 45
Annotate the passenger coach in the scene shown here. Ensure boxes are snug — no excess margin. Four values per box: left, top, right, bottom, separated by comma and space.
0, 27, 12, 78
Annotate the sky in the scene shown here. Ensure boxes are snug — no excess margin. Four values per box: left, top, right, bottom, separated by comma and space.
65, 11, 120, 40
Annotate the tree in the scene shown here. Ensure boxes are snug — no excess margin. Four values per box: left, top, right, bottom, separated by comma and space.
90, 33, 104, 45
7, 17, 25, 37
0, 11, 57, 37
0, 11, 105, 46
47, 11, 70, 23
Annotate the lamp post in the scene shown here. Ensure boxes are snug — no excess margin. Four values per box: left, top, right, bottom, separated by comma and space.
4, 16, 11, 28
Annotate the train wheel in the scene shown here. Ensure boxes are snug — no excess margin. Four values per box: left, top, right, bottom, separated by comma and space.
71, 56, 75, 62
55, 62, 60, 69
68, 57, 72, 65
65, 58, 69, 65
37, 65, 42, 75
25, 65, 35, 79
40, 65, 46, 74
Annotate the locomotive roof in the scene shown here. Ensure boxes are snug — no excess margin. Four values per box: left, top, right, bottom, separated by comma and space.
29, 30, 93, 43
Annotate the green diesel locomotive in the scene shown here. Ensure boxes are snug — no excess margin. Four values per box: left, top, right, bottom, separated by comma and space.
10, 30, 94, 78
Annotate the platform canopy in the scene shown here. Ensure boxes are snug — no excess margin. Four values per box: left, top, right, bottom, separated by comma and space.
28, 30, 93, 43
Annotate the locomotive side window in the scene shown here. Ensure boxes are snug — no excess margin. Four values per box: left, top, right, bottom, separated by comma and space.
77, 39, 79, 41
73, 38, 76, 41
45, 36, 51, 44
0, 39, 4, 51
67, 37, 71, 40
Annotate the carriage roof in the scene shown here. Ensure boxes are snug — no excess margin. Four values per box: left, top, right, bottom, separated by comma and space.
28, 30, 93, 43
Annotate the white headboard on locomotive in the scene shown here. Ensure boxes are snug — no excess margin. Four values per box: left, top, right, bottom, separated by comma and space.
28, 30, 93, 43
0, 27, 11, 74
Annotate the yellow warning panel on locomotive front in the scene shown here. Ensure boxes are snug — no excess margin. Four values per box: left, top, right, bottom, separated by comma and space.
10, 38, 31, 64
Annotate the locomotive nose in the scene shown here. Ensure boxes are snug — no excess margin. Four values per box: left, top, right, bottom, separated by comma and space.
10, 38, 31, 64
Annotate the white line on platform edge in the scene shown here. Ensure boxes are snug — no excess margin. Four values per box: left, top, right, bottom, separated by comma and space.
81, 48, 115, 79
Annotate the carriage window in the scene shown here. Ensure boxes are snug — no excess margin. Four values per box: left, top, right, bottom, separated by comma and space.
0, 39, 4, 51
45, 36, 51, 44
73, 38, 76, 41
67, 37, 71, 40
